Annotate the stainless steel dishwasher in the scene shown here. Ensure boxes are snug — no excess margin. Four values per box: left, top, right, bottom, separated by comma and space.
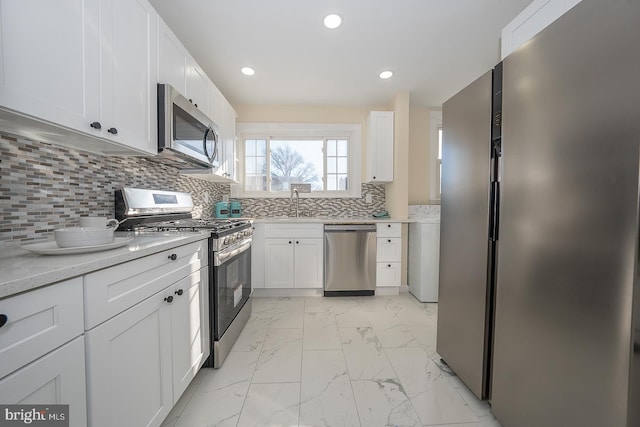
324, 224, 376, 296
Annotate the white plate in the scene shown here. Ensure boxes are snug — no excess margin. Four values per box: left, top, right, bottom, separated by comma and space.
21, 237, 134, 255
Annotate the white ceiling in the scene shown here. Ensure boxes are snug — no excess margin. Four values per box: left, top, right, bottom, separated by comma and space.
148, 0, 532, 108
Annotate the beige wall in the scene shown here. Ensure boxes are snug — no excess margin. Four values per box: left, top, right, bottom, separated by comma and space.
408, 107, 432, 204
385, 92, 410, 219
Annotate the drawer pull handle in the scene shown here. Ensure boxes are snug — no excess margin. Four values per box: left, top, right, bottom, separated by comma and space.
175, 289, 184, 296
388, 264, 391, 268
107, 127, 118, 135
296, 241, 299, 244
164, 296, 174, 303
0, 314, 7, 328
90, 121, 102, 130
289, 241, 292, 244
168, 254, 177, 261
387, 224, 391, 228
388, 239, 391, 243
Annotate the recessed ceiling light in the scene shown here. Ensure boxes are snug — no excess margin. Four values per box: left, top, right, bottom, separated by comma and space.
379, 70, 393, 79
241, 67, 255, 76
324, 14, 342, 29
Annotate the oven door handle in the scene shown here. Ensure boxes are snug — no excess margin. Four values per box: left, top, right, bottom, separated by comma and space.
214, 239, 252, 267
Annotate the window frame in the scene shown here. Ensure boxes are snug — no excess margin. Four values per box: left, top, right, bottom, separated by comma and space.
232, 123, 362, 198
429, 111, 443, 202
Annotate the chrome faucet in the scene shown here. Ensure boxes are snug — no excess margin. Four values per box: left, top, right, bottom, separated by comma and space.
291, 188, 300, 217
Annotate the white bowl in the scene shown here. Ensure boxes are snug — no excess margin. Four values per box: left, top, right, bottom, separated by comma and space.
54, 227, 115, 248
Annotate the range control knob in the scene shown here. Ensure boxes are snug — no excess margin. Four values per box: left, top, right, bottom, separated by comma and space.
223, 237, 230, 245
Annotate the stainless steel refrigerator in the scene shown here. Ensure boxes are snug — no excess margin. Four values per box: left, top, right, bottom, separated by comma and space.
437, 0, 640, 425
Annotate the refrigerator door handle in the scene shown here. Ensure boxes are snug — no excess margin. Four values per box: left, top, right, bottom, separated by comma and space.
489, 182, 500, 241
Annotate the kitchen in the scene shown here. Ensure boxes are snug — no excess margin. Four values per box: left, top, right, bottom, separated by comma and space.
1, 0, 639, 426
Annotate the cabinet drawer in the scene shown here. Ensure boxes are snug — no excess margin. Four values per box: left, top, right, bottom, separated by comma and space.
264, 223, 323, 238
376, 262, 402, 287
84, 240, 206, 330
377, 237, 402, 262
0, 278, 84, 379
377, 222, 402, 238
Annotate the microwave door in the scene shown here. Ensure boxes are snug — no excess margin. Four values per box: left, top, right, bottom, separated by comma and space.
173, 105, 212, 165
204, 126, 221, 168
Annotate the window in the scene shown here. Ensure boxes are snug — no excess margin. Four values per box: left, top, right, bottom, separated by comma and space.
233, 123, 361, 198
429, 111, 443, 202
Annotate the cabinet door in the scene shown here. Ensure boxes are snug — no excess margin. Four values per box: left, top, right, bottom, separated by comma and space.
264, 239, 295, 288
376, 263, 402, 287
158, 17, 188, 96
377, 237, 402, 262
187, 60, 210, 113
85, 290, 173, 427
0, 0, 100, 135
170, 268, 208, 403
99, 0, 157, 154
294, 238, 324, 289
0, 337, 87, 427
222, 100, 237, 180
366, 111, 394, 182
251, 224, 266, 289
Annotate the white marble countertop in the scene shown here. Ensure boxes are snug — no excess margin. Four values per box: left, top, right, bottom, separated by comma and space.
0, 231, 210, 300
250, 216, 412, 224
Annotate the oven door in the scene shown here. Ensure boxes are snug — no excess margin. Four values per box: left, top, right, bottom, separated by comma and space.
212, 239, 251, 340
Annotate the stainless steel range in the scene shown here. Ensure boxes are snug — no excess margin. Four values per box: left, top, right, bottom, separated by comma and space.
115, 187, 252, 368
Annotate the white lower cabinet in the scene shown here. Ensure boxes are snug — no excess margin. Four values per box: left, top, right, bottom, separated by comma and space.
85, 286, 173, 427
376, 223, 403, 287
0, 337, 87, 427
84, 240, 209, 427
260, 223, 324, 289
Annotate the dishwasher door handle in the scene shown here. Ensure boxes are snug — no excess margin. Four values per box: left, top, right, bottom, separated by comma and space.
324, 224, 376, 232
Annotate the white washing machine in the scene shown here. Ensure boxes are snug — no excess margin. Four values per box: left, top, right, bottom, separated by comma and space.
408, 206, 440, 302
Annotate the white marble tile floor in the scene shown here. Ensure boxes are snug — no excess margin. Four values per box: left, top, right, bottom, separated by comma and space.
162, 292, 502, 427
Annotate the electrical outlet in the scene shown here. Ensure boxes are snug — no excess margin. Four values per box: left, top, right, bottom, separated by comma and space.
222, 194, 230, 202
365, 193, 372, 204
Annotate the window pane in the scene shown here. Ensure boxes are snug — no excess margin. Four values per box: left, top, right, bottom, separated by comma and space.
270, 140, 323, 191
337, 174, 348, 191
246, 139, 256, 156
327, 139, 337, 156
438, 128, 443, 160
327, 175, 337, 191
257, 139, 267, 156
337, 139, 348, 156
246, 175, 266, 191
327, 157, 337, 174
337, 157, 348, 174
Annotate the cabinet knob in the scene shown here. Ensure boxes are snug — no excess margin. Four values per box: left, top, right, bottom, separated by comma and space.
164, 296, 174, 303
296, 241, 299, 244
189, 99, 193, 104
107, 127, 118, 135
90, 121, 102, 130
175, 289, 184, 296
373, 176, 376, 180
387, 264, 391, 268
168, 254, 177, 261
289, 241, 292, 244
388, 239, 391, 243
194, 103, 198, 108
0, 314, 7, 328
387, 224, 391, 228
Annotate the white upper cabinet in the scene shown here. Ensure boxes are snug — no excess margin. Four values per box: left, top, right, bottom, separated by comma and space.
0, 0, 100, 136
158, 17, 188, 96
366, 111, 394, 183
0, 0, 158, 155
501, 0, 583, 59
186, 62, 209, 113
98, 0, 158, 154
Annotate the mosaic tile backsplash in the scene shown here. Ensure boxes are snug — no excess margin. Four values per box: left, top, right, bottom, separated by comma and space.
0, 135, 229, 244
1, 135, 386, 244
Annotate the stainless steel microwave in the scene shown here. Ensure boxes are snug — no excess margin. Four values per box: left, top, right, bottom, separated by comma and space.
157, 83, 220, 169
